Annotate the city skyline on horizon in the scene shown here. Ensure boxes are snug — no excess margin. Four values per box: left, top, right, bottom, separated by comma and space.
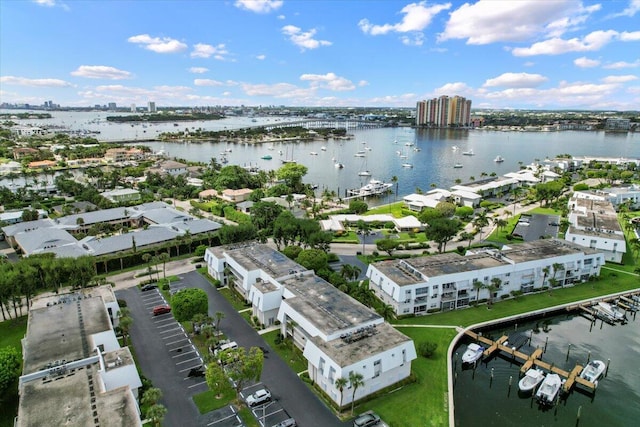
1, 1, 639, 111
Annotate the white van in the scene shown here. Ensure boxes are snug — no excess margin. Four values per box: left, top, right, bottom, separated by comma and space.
214, 341, 238, 356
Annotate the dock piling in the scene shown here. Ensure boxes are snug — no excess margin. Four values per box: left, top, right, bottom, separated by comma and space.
544, 336, 548, 353
605, 358, 610, 377
587, 351, 591, 364
566, 344, 571, 361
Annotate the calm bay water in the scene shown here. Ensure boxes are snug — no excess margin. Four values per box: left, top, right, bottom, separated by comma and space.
4, 110, 639, 202
453, 314, 640, 427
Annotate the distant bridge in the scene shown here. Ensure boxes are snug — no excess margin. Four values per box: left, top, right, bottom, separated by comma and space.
239, 119, 389, 131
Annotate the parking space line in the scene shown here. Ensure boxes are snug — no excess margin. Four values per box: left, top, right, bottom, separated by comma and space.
165, 338, 188, 346
144, 301, 163, 308
207, 411, 239, 426
157, 322, 179, 329
172, 350, 195, 358
159, 327, 181, 334
168, 344, 193, 352
153, 317, 175, 324
140, 291, 160, 299
176, 356, 201, 365
188, 381, 207, 389
179, 364, 203, 373
162, 332, 187, 340
153, 312, 173, 318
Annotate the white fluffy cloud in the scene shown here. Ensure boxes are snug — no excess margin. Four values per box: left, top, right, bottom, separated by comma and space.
512, 30, 619, 56
234, 0, 283, 14
439, 0, 595, 44
609, 0, 640, 18
256, 54, 266, 60
574, 57, 601, 68
70, 65, 132, 80
601, 75, 638, 83
619, 31, 640, 41
241, 82, 315, 99
127, 34, 187, 54
483, 72, 548, 88
189, 67, 209, 74
33, 0, 55, 6
191, 43, 229, 60
281, 25, 331, 50
0, 75, 73, 87
603, 59, 640, 69
359, 2, 451, 36
299, 73, 356, 91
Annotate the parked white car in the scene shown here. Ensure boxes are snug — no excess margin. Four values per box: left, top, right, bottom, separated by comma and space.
245, 388, 271, 407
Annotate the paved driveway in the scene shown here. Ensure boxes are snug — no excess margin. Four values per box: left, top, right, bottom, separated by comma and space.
183, 271, 346, 427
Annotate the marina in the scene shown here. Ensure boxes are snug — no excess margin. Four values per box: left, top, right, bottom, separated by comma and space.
454, 295, 640, 427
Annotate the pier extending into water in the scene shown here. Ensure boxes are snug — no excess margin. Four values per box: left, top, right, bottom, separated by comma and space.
464, 330, 597, 393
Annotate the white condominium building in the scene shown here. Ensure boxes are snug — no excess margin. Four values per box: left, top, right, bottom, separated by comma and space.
565, 196, 626, 263
204, 243, 417, 407
366, 239, 604, 315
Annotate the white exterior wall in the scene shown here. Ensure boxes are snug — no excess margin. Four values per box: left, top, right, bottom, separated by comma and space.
249, 285, 283, 326
304, 340, 416, 406
368, 251, 605, 315
204, 248, 225, 281
565, 230, 624, 263
90, 330, 120, 352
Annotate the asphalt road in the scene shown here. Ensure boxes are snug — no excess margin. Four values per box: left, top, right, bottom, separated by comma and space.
185, 271, 346, 427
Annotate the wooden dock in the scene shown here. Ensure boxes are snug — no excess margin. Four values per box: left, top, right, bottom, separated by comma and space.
463, 330, 597, 392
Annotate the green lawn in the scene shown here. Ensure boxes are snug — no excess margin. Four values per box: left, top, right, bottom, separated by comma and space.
381, 230, 427, 244
193, 389, 237, 414
219, 287, 250, 311
527, 207, 562, 215
332, 231, 359, 243
365, 202, 405, 217
485, 214, 522, 244
0, 317, 27, 427
355, 328, 457, 427
261, 330, 308, 374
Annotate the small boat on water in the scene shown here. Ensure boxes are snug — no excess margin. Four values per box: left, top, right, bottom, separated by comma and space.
320, 146, 327, 151
334, 162, 344, 169
580, 360, 606, 383
596, 301, 626, 322
358, 170, 371, 177
261, 155, 272, 160
535, 373, 563, 405
310, 151, 318, 156
462, 149, 474, 156
453, 163, 463, 169
461, 343, 484, 364
401, 163, 413, 168
494, 155, 505, 162
519, 368, 545, 393
354, 153, 366, 157
452, 145, 459, 151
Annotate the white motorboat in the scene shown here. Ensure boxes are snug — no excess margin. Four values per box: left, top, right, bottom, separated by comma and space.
354, 153, 366, 157
358, 170, 371, 177
535, 373, 563, 405
596, 302, 626, 322
310, 151, 318, 156
334, 162, 344, 169
347, 179, 393, 197
452, 145, 459, 151
453, 163, 463, 169
401, 163, 413, 168
580, 360, 606, 383
461, 343, 484, 364
518, 368, 545, 393
320, 146, 327, 151
462, 149, 474, 156
494, 155, 505, 162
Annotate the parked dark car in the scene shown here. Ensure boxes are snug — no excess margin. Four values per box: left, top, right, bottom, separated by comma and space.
188, 366, 205, 378
141, 284, 158, 291
152, 304, 171, 315
273, 418, 296, 427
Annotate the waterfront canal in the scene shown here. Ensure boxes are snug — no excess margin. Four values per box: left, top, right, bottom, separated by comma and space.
453, 311, 640, 426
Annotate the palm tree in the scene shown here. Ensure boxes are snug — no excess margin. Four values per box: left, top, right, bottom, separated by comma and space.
118, 311, 133, 346
141, 387, 163, 407
214, 311, 225, 330
349, 371, 364, 415
487, 277, 502, 306
146, 404, 167, 427
541, 266, 550, 287
335, 377, 348, 412
142, 253, 152, 279
460, 231, 475, 248
552, 263, 564, 286
391, 175, 398, 202
472, 279, 483, 304
472, 211, 489, 240
377, 303, 395, 321
158, 252, 170, 281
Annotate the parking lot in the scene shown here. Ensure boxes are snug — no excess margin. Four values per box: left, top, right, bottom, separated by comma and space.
512, 213, 560, 241
118, 271, 345, 427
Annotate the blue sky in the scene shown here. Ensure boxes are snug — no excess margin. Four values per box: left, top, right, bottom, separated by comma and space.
1, 0, 639, 110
